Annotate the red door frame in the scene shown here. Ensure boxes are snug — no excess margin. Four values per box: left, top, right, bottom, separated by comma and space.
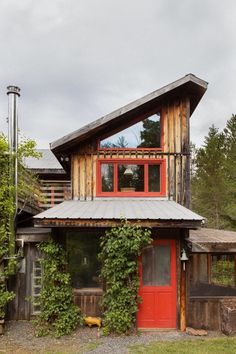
137, 239, 177, 328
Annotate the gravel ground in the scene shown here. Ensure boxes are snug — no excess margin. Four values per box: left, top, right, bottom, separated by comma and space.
0, 321, 225, 354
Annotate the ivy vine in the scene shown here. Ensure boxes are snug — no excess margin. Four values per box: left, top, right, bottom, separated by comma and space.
99, 220, 152, 334
0, 133, 40, 320
34, 241, 83, 337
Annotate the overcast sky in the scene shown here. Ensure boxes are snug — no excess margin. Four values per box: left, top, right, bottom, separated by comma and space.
0, 0, 236, 148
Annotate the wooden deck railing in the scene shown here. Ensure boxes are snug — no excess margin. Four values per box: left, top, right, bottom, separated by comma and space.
39, 180, 71, 209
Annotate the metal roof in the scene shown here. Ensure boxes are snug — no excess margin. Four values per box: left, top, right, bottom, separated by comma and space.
51, 74, 208, 154
189, 228, 236, 252
24, 149, 64, 171
34, 199, 203, 223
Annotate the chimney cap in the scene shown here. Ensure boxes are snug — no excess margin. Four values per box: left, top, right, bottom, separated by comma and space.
7, 85, 21, 96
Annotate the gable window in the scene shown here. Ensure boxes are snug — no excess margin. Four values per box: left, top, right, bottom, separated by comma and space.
99, 112, 161, 149
97, 159, 166, 196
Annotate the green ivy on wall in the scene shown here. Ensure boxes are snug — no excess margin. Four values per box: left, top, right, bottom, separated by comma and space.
34, 241, 83, 337
99, 220, 152, 334
0, 133, 40, 320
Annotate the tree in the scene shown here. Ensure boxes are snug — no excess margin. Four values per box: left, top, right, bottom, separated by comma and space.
222, 115, 236, 229
138, 118, 160, 148
191, 116, 236, 231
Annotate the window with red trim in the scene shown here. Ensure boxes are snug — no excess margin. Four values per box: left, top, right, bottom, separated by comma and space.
97, 159, 166, 196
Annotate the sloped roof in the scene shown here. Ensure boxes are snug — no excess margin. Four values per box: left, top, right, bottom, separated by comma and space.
34, 199, 203, 228
51, 74, 208, 154
24, 149, 64, 173
189, 228, 236, 252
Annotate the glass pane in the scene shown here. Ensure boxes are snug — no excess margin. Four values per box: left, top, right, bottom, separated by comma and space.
118, 164, 144, 192
142, 244, 170, 286
148, 165, 160, 192
100, 113, 160, 148
101, 164, 114, 192
67, 231, 101, 288
155, 245, 170, 285
142, 247, 153, 285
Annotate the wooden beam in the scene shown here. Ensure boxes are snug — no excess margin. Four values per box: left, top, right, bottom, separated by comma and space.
180, 262, 187, 331
34, 218, 202, 229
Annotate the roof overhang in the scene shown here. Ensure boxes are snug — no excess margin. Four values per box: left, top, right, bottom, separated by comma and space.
50, 74, 208, 157
188, 228, 236, 253
34, 199, 203, 229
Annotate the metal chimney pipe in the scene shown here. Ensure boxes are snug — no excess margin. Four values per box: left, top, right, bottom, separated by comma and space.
7, 85, 20, 256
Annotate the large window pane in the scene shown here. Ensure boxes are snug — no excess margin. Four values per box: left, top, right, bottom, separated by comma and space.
101, 164, 114, 192
142, 244, 170, 286
100, 113, 161, 148
118, 164, 144, 192
155, 245, 170, 285
190, 254, 236, 296
148, 165, 160, 192
67, 231, 101, 288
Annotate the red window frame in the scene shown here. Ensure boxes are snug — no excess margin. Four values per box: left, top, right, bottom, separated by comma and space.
97, 109, 163, 151
97, 158, 166, 197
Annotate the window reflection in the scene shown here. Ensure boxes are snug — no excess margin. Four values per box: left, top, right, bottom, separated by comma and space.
101, 164, 114, 192
100, 113, 161, 148
118, 164, 144, 192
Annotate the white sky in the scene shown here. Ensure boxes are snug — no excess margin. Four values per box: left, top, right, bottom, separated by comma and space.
0, 0, 236, 148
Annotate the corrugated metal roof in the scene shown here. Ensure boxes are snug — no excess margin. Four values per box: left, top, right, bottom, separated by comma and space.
34, 199, 203, 221
24, 149, 63, 170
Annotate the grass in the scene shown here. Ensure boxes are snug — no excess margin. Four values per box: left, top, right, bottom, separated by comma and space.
128, 337, 236, 354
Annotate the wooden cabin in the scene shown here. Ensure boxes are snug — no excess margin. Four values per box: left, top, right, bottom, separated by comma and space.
12, 73, 236, 332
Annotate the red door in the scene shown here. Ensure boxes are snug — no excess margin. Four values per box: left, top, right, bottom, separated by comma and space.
137, 239, 176, 328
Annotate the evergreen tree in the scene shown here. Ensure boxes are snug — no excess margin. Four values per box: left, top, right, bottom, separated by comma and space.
191, 126, 228, 229
222, 115, 236, 229
138, 118, 160, 148
192, 116, 236, 231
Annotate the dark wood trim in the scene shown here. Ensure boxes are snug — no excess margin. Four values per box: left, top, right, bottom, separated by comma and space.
180, 263, 186, 331
34, 218, 202, 229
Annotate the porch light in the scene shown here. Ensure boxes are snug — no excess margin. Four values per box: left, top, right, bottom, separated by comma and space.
180, 248, 189, 271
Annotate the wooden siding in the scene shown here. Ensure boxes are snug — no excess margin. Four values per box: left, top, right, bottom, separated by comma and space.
71, 98, 190, 207
187, 298, 222, 330
73, 288, 103, 317
7, 244, 42, 320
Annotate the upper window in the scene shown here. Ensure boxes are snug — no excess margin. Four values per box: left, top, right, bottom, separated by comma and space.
97, 159, 166, 196
100, 112, 161, 149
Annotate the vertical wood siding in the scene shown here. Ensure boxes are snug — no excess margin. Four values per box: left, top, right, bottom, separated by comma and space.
71, 98, 190, 207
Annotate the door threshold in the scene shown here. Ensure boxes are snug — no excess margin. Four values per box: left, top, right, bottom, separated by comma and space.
138, 328, 177, 332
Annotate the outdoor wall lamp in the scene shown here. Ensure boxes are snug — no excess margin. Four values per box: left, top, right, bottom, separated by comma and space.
180, 248, 189, 271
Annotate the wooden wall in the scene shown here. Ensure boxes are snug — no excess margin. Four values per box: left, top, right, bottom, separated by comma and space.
73, 288, 103, 317
71, 98, 191, 207
7, 244, 41, 320
187, 298, 221, 330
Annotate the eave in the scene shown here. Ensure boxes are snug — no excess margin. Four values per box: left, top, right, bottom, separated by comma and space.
50, 73, 208, 157
34, 217, 202, 229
